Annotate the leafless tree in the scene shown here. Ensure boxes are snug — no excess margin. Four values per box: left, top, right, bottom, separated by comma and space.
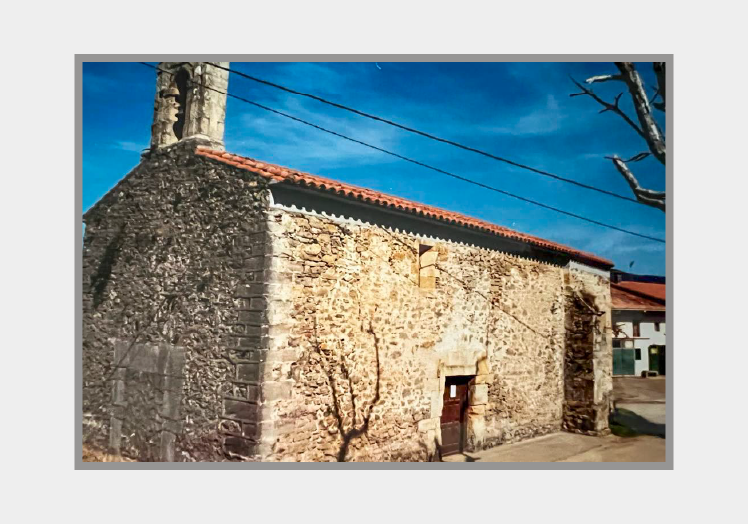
571, 62, 666, 212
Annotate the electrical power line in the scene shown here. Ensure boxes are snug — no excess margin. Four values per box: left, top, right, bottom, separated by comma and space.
209, 62, 655, 208
137, 62, 665, 244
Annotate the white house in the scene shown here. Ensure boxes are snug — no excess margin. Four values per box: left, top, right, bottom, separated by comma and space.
611, 280, 666, 376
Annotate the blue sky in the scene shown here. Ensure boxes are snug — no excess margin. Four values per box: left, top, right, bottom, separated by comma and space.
83, 62, 666, 275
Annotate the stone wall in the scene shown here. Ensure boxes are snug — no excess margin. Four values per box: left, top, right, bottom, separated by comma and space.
82, 145, 612, 462
563, 269, 613, 434
108, 341, 186, 461
258, 205, 611, 461
82, 141, 270, 461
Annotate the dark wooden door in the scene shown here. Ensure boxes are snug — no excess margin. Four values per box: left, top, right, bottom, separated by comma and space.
659, 346, 666, 376
648, 346, 659, 373
649, 345, 666, 375
440, 376, 471, 456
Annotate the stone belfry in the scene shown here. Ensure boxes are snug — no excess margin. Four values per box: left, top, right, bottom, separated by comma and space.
150, 62, 229, 151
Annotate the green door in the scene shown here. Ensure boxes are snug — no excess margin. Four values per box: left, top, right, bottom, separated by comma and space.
649, 345, 665, 374
613, 348, 636, 375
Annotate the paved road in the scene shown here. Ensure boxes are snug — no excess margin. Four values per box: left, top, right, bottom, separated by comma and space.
442, 432, 665, 462
613, 376, 666, 403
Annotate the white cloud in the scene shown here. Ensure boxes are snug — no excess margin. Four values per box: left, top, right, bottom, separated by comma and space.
577, 152, 611, 161
228, 96, 402, 167
591, 230, 666, 256
111, 140, 147, 153
536, 225, 665, 275
473, 95, 570, 137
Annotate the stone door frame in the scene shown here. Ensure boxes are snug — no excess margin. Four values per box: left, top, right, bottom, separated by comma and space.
433, 353, 489, 454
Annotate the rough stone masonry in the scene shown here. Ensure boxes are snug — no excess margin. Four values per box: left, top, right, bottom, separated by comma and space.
82, 62, 614, 462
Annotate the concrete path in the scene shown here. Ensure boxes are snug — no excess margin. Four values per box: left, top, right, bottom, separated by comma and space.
612, 376, 667, 438
442, 432, 665, 462
616, 402, 666, 425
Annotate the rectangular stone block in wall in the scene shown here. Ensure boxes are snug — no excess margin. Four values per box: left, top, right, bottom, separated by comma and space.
109, 340, 186, 461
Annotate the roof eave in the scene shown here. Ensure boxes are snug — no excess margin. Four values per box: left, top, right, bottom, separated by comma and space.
195, 147, 614, 269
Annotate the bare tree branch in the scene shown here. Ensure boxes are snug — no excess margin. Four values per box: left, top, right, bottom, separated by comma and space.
615, 62, 666, 164
571, 62, 667, 213
609, 156, 665, 211
649, 87, 663, 111
570, 77, 645, 140
653, 62, 666, 112
585, 74, 624, 85
620, 152, 651, 163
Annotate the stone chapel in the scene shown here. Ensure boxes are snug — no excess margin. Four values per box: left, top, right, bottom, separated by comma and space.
83, 61, 614, 462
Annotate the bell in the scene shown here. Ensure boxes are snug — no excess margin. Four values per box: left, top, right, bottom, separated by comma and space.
163, 84, 179, 98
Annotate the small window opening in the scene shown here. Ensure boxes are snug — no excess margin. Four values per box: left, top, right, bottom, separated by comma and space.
632, 322, 640, 338
635, 348, 641, 360
418, 243, 438, 290
172, 68, 190, 140
654, 322, 661, 332
613, 339, 623, 349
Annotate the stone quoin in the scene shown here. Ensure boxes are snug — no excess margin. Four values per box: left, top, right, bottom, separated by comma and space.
82, 62, 614, 462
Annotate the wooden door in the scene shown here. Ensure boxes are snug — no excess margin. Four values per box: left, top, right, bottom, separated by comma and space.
440, 376, 471, 456
659, 346, 666, 376
648, 346, 659, 373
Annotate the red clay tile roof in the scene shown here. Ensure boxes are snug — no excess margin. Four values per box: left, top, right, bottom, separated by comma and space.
615, 281, 666, 301
195, 146, 614, 268
611, 283, 666, 311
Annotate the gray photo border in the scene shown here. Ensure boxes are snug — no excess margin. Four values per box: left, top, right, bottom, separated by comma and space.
75, 54, 673, 470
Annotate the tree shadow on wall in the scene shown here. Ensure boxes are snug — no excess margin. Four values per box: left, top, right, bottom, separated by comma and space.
90, 224, 126, 308
315, 319, 382, 462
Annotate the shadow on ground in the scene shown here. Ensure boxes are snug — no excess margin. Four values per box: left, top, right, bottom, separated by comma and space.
610, 407, 666, 438
426, 437, 479, 462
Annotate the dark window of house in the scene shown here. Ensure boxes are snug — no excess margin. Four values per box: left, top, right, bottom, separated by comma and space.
613, 339, 623, 349
654, 323, 661, 332
635, 348, 641, 360
633, 322, 640, 337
